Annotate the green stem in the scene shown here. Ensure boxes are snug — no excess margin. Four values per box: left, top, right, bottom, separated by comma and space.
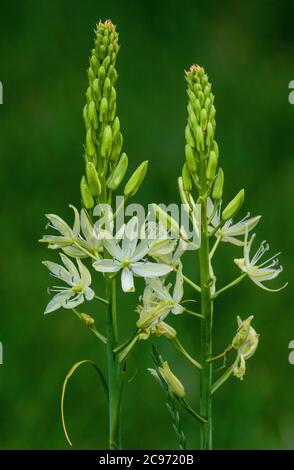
210, 363, 235, 395
198, 158, 213, 450
213, 273, 247, 299
183, 308, 203, 319
94, 295, 109, 305
172, 337, 202, 370
106, 277, 121, 450
183, 274, 201, 293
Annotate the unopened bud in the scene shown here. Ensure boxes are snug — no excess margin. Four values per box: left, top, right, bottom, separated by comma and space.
86, 161, 101, 197
159, 361, 186, 398
110, 131, 123, 161
124, 161, 149, 197
212, 168, 224, 200
88, 101, 99, 129
206, 150, 218, 180
200, 108, 208, 130
222, 189, 245, 221
153, 322, 176, 339
185, 125, 195, 148
107, 152, 128, 190
185, 144, 197, 174
195, 125, 204, 152
99, 97, 108, 123
80, 175, 94, 209
111, 116, 120, 141
86, 129, 96, 158
80, 312, 95, 326
182, 163, 192, 191
103, 77, 111, 97
101, 125, 112, 158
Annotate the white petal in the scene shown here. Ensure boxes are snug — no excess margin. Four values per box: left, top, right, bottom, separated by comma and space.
123, 217, 139, 258
173, 264, 184, 303
77, 258, 92, 287
133, 239, 150, 262
46, 214, 72, 237
103, 239, 124, 260
59, 253, 80, 284
93, 259, 121, 273
69, 205, 80, 237
44, 291, 71, 314
62, 245, 87, 258
85, 287, 95, 301
171, 304, 185, 315
132, 262, 173, 278
42, 260, 72, 284
61, 294, 84, 309
121, 268, 135, 292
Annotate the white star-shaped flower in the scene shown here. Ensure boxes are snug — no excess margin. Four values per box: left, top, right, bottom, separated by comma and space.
43, 254, 94, 314
93, 217, 173, 292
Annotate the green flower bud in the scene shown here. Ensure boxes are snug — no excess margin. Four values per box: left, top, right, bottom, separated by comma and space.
112, 116, 120, 141
182, 162, 192, 191
185, 144, 197, 174
86, 129, 96, 158
188, 110, 198, 135
83, 104, 89, 128
212, 140, 219, 160
101, 125, 112, 158
98, 65, 106, 82
178, 177, 190, 206
80, 175, 94, 209
185, 124, 195, 148
86, 161, 102, 197
88, 101, 99, 129
80, 312, 95, 326
92, 78, 101, 101
107, 152, 128, 190
99, 97, 108, 123
87, 66, 95, 83
200, 108, 208, 130
222, 189, 245, 221
195, 125, 204, 152
102, 55, 110, 72
206, 122, 214, 147
206, 150, 218, 180
111, 132, 123, 161
124, 161, 149, 197
99, 45, 106, 60
103, 76, 111, 97
109, 87, 116, 108
86, 86, 93, 103
159, 361, 186, 398
212, 168, 224, 200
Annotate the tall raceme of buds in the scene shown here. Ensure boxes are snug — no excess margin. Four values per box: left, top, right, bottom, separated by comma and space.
82, 20, 124, 207
184, 65, 219, 198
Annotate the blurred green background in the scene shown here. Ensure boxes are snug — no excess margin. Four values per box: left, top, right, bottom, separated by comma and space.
0, 0, 293, 450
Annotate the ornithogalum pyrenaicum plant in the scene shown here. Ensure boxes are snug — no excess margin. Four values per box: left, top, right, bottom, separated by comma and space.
40, 21, 287, 450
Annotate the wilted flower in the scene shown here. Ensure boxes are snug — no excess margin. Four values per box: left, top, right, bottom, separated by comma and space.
39, 205, 80, 249
148, 361, 186, 398
232, 315, 259, 380
207, 198, 260, 246
234, 232, 287, 292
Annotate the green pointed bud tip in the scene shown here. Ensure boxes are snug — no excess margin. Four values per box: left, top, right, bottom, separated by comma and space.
195, 125, 204, 152
206, 150, 218, 180
101, 125, 113, 158
99, 97, 108, 123
111, 132, 123, 161
212, 168, 224, 200
185, 125, 195, 148
80, 176, 94, 209
86, 129, 96, 158
185, 144, 197, 174
124, 161, 149, 197
98, 65, 106, 81
86, 161, 102, 197
88, 101, 98, 129
112, 116, 120, 139
222, 189, 245, 221
107, 152, 128, 191
182, 163, 192, 192
103, 77, 111, 97
200, 108, 208, 130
